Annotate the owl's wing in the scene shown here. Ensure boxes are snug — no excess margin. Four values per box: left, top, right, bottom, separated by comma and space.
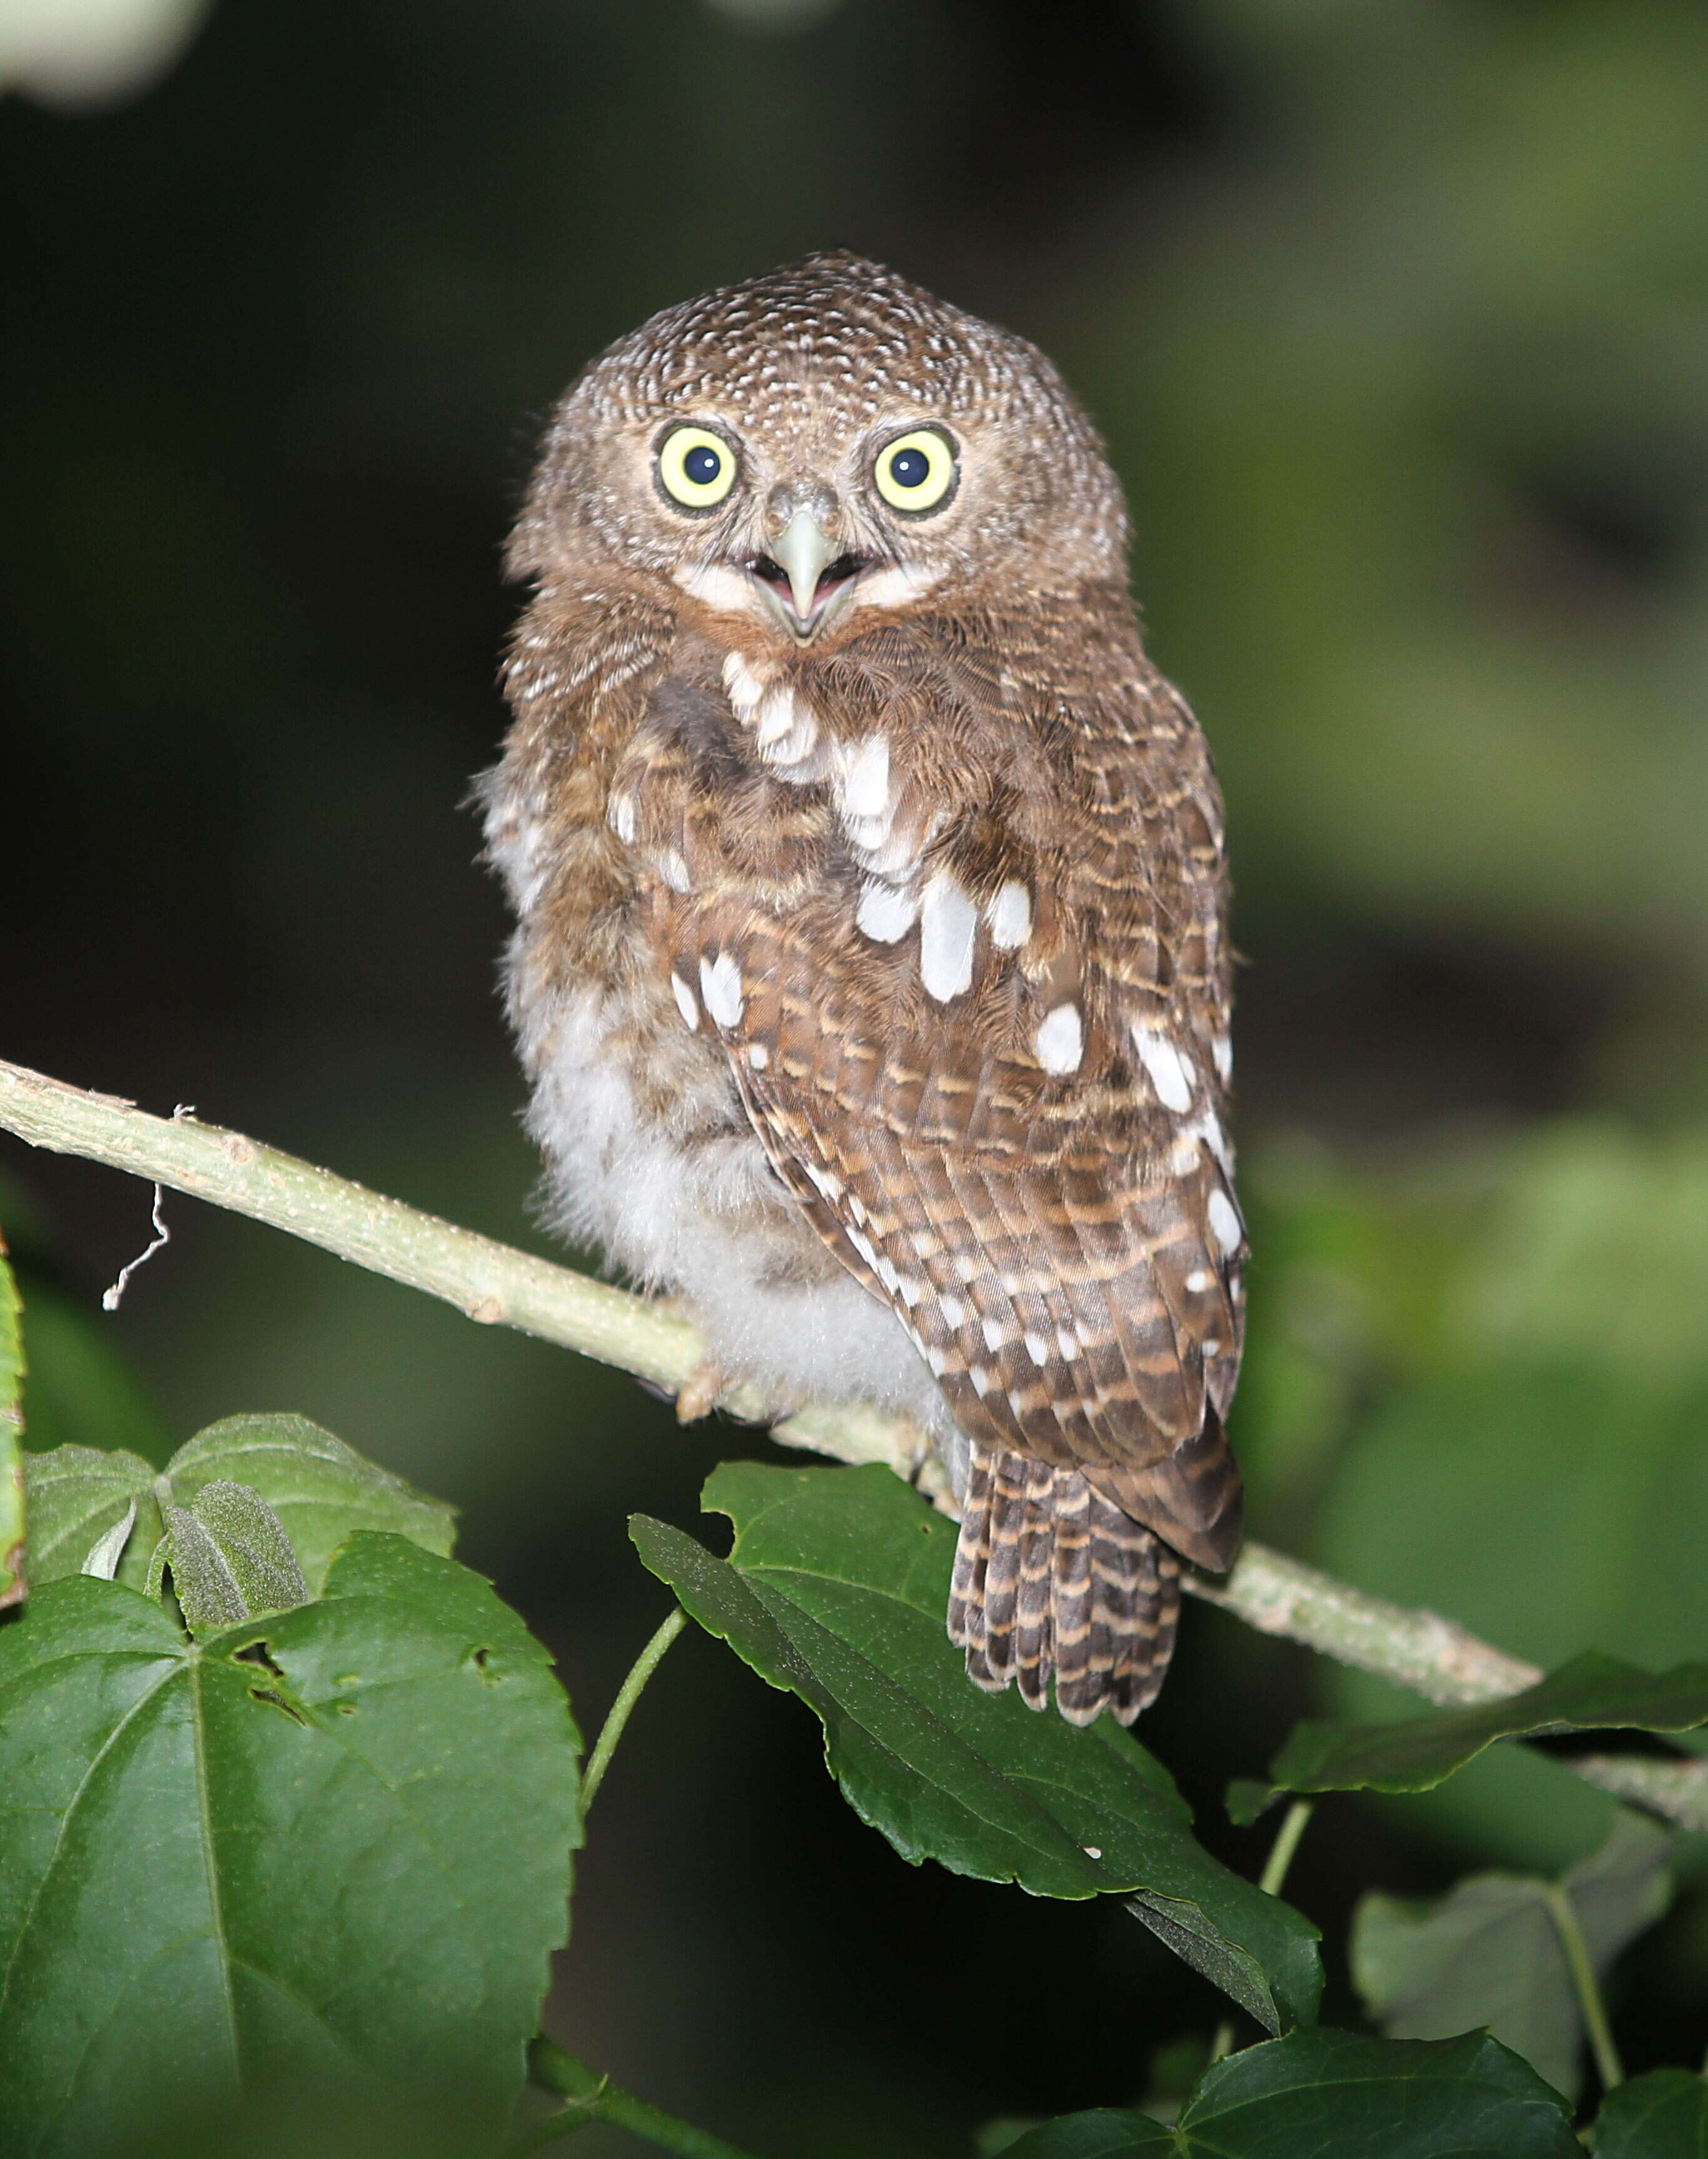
614, 612, 1243, 1573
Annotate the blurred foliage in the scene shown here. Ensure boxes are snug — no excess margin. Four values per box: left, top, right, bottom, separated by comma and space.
4, 0, 1707, 2148
1350, 1811, 1673, 2103
1237, 1125, 1708, 1866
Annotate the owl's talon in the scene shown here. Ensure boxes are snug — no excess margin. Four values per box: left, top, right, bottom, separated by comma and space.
675, 1360, 724, 1425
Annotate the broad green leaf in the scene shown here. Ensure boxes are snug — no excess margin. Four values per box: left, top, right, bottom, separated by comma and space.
163, 1413, 456, 1591
1006, 2030, 1580, 2159
1591, 2070, 1708, 2157
0, 1533, 579, 2155
24, 1415, 457, 1597
1358, 1866, 1580, 2100
1, 1240, 24, 1607
24, 1444, 162, 1591
632, 1462, 1321, 2032
158, 1479, 309, 1634
1352, 1813, 1672, 2100
1261, 1651, 1708, 1802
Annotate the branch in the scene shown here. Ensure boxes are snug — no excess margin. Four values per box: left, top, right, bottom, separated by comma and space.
520, 2038, 764, 2159
3, 1056, 1704, 1832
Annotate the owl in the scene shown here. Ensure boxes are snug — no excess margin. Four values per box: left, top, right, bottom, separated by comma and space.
484, 253, 1243, 1725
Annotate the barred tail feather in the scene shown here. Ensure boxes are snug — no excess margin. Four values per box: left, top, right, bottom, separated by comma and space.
948, 1445, 1182, 1726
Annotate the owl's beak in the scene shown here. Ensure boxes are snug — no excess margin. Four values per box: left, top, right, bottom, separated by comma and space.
769, 507, 841, 626
745, 506, 872, 640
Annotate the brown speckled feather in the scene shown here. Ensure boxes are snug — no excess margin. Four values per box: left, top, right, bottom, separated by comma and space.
609, 593, 1243, 1720
487, 253, 1245, 1725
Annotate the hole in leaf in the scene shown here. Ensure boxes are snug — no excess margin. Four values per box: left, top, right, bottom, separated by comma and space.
235, 1641, 307, 1722
248, 1686, 308, 1726
470, 1645, 501, 1683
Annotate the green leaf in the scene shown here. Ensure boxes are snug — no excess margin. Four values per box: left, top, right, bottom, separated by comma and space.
0, 1240, 24, 1608
1261, 1651, 1708, 1802
1352, 1813, 1673, 2100
78, 1500, 135, 1582
1591, 2070, 1708, 2158
162, 1413, 457, 1592
164, 1479, 310, 1633
0, 1533, 579, 2153
1006, 2030, 1579, 2159
998, 2110, 1172, 2156
1225, 1777, 1281, 1829
24, 1413, 458, 1597
1124, 1889, 1290, 2037
158, 1504, 251, 1631
24, 1444, 163, 1591
155, 1480, 310, 1636
977, 2118, 1053, 2156
632, 1462, 1321, 2033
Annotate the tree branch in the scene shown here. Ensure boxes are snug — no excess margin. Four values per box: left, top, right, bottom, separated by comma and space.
3, 1055, 1704, 1831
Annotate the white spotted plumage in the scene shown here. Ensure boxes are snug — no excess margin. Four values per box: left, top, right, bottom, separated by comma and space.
919, 873, 978, 1001
488, 250, 1245, 1731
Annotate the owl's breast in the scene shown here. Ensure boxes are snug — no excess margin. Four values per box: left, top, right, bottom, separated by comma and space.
500, 958, 954, 1448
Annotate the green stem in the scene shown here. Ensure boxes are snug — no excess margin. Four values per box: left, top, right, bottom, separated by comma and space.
580, 1606, 686, 1811
520, 2038, 762, 2159
1545, 1884, 1624, 2094
1258, 1799, 1315, 1900
1210, 1799, 1315, 2064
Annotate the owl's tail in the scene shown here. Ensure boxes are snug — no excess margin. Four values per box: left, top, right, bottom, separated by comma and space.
947, 1445, 1181, 1726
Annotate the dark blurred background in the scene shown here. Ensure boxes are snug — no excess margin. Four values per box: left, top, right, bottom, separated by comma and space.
4, 1, 1707, 2150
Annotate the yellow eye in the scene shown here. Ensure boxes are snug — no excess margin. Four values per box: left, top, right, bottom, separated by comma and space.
874, 428, 957, 513
657, 425, 737, 510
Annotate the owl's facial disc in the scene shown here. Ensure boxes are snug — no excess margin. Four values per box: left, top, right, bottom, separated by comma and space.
656, 422, 967, 643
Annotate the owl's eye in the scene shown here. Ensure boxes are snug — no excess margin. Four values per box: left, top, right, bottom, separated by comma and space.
874, 428, 957, 513
657, 425, 737, 510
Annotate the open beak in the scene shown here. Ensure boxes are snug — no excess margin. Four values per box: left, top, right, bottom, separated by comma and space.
749, 508, 869, 639
772, 509, 839, 623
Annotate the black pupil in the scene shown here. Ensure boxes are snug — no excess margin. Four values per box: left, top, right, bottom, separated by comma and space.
684, 443, 721, 487
889, 445, 930, 488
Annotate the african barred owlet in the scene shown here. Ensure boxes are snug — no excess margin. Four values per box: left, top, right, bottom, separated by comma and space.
485, 253, 1243, 1725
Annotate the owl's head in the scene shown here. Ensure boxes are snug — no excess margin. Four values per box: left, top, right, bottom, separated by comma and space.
512, 253, 1128, 646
